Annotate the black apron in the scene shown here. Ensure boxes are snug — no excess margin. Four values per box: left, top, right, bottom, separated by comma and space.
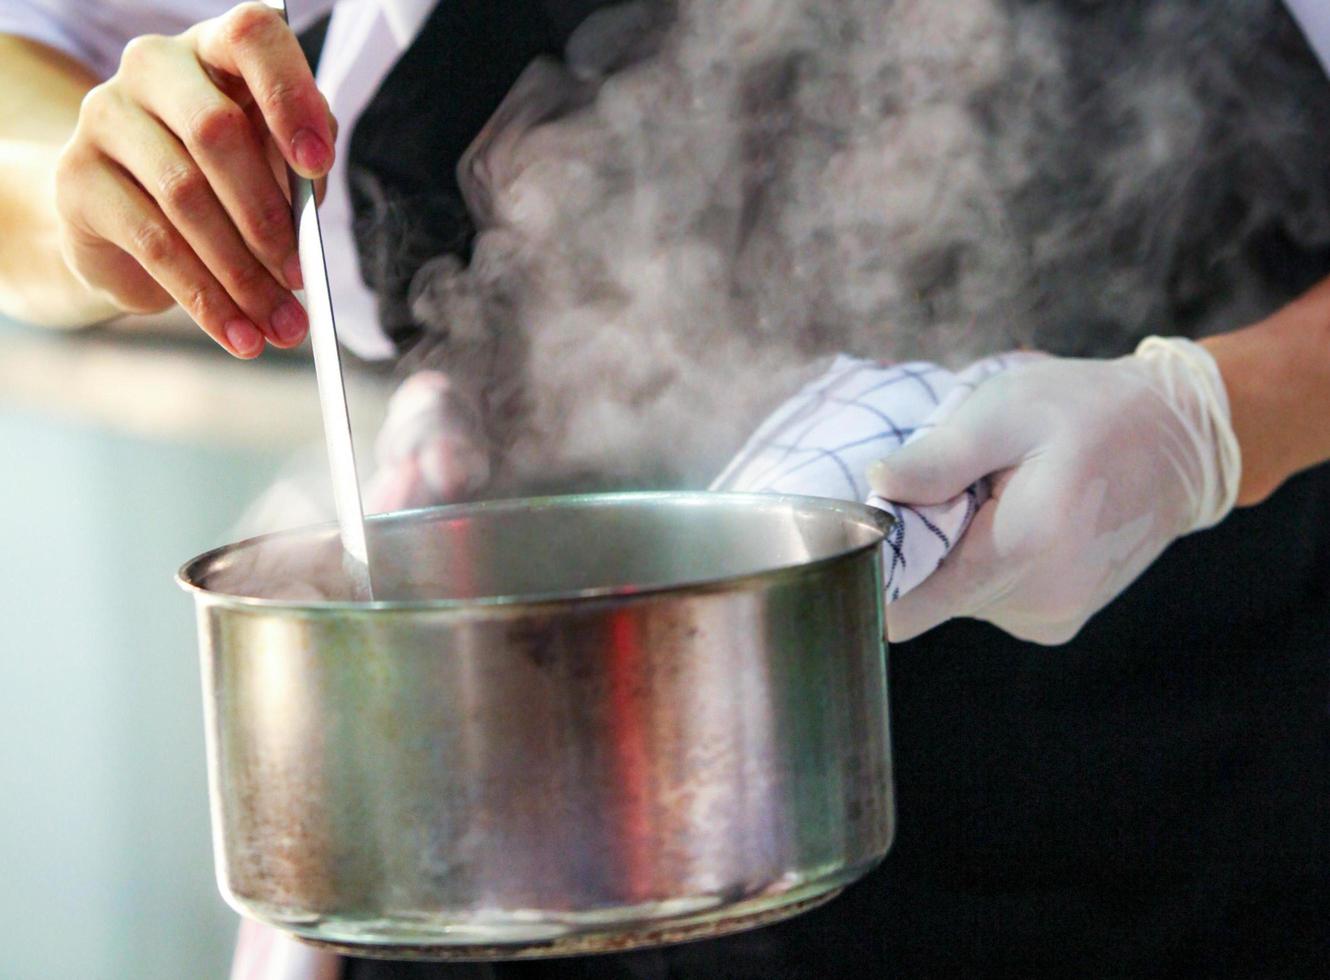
343, 474, 1330, 977
303, 0, 615, 351
294, 3, 1330, 976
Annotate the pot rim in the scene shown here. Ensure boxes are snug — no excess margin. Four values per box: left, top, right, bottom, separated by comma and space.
176, 490, 893, 616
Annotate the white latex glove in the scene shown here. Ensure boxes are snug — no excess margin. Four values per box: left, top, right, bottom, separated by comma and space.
868, 336, 1242, 645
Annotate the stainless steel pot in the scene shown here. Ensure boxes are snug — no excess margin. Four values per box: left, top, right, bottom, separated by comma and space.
178, 492, 894, 959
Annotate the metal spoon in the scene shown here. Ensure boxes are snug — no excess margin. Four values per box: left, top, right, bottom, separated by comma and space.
268, 0, 374, 599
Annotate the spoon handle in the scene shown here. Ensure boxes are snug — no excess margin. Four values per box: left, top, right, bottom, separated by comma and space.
269, 0, 375, 599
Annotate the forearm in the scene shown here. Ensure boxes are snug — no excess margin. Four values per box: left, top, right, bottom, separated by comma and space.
0, 36, 116, 326
1202, 275, 1330, 507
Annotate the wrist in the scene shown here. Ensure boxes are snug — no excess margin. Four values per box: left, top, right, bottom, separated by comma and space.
1134, 336, 1242, 531
0, 37, 111, 327
1201, 279, 1330, 506
0, 141, 117, 326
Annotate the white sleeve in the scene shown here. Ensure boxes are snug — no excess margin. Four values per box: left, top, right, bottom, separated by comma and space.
0, 0, 337, 79
1286, 0, 1330, 75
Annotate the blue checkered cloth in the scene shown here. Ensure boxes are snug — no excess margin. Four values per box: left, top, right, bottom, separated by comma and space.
711, 353, 1040, 601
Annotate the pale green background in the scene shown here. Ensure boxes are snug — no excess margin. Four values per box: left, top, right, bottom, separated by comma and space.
0, 316, 299, 979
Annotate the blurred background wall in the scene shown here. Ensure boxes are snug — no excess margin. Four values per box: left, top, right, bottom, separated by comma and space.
0, 312, 384, 979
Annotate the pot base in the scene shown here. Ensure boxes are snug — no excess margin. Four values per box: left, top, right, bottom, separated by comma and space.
293, 886, 843, 961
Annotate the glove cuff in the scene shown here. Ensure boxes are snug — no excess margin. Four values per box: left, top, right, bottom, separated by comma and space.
1135, 336, 1243, 532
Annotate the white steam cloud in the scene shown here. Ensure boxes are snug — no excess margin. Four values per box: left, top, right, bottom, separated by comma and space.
397, 0, 1330, 494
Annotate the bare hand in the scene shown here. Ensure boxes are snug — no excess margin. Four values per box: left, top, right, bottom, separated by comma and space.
53, 2, 336, 357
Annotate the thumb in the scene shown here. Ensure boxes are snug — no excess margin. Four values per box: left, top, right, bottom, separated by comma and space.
868, 427, 996, 505
867, 382, 1026, 504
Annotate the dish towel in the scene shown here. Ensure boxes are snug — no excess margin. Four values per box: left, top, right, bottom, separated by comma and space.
711, 352, 1042, 602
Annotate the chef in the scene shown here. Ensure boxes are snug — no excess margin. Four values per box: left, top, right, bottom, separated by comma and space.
2, 2, 1329, 978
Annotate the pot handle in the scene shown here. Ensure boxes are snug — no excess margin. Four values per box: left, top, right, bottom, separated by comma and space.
866, 504, 896, 538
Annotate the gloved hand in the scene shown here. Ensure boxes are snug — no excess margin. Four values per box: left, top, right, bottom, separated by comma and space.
711, 352, 1041, 601
869, 336, 1241, 645
363, 370, 491, 513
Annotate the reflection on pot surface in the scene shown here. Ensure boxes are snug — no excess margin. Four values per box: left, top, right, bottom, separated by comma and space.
180, 492, 895, 958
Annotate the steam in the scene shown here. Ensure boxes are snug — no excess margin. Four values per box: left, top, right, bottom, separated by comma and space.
208, 0, 1330, 601
395, 0, 1330, 495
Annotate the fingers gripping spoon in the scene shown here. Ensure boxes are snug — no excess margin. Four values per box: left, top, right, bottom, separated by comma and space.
269, 0, 374, 600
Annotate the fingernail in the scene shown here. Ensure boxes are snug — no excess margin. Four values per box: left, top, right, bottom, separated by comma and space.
291, 128, 329, 175
270, 299, 308, 345
283, 253, 304, 290
867, 460, 888, 486
225, 319, 264, 357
